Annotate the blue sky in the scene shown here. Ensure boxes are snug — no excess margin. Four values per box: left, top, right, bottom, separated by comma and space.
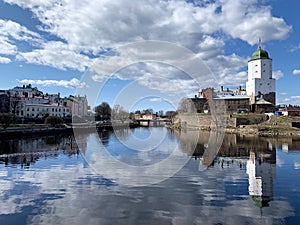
0, 0, 299, 112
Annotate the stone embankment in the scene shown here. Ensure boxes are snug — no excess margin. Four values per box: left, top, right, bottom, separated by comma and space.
168, 113, 300, 137
0, 127, 73, 139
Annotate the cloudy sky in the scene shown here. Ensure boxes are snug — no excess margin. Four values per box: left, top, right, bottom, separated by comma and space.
0, 0, 299, 110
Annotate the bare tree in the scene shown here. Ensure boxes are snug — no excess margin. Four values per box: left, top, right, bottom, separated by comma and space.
177, 98, 196, 113
111, 104, 129, 123
10, 94, 22, 116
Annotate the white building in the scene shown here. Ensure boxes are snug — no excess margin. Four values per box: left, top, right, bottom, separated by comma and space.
67, 95, 89, 117
24, 103, 71, 118
8, 85, 87, 118
246, 45, 276, 105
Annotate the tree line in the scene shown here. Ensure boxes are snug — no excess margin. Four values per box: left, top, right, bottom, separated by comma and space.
94, 102, 177, 122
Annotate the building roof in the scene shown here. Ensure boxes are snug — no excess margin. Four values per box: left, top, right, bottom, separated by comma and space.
25, 103, 69, 107
215, 94, 250, 100
256, 99, 273, 105
250, 47, 270, 61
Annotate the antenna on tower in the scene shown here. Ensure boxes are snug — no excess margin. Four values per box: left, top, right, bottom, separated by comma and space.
258, 38, 262, 49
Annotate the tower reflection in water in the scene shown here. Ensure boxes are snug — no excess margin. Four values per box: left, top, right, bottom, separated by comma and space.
179, 130, 278, 209
246, 149, 276, 208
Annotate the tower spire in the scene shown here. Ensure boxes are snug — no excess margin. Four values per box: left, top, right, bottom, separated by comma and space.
258, 38, 262, 49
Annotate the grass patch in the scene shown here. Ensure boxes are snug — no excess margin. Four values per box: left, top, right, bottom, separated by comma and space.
269, 116, 300, 123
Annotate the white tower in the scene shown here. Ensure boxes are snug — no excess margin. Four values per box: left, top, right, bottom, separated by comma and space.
246, 44, 276, 105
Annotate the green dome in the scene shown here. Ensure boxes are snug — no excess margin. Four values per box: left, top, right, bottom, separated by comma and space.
250, 47, 270, 61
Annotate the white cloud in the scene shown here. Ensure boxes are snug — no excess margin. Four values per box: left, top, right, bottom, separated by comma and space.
219, 0, 292, 45
291, 96, 300, 99
280, 92, 287, 96
290, 44, 300, 52
273, 70, 284, 80
281, 98, 291, 102
210, 54, 248, 86
219, 71, 248, 86
293, 69, 300, 75
2, 0, 292, 89
149, 97, 164, 102
0, 56, 11, 64
0, 19, 41, 43
4, 0, 291, 50
0, 36, 17, 55
18, 78, 87, 89
16, 41, 93, 72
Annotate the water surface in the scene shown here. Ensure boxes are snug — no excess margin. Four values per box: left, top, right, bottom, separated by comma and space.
0, 128, 299, 224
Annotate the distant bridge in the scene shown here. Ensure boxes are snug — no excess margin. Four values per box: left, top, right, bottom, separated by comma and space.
136, 119, 171, 127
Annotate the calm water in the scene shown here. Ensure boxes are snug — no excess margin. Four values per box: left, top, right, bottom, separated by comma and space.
0, 127, 300, 225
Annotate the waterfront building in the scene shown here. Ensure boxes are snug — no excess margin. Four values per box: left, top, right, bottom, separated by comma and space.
24, 103, 71, 118
193, 87, 250, 113
67, 95, 89, 117
191, 43, 276, 114
279, 106, 300, 117
134, 113, 157, 120
4, 85, 88, 118
246, 44, 276, 110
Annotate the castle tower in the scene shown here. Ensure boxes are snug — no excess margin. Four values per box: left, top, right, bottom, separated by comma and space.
246, 44, 276, 106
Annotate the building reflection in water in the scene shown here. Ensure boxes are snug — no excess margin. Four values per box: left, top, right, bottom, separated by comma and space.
246, 149, 276, 208
177, 130, 278, 209
0, 134, 88, 167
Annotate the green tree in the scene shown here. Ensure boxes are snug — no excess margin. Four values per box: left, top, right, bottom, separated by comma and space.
95, 102, 111, 121
0, 113, 15, 129
45, 116, 63, 127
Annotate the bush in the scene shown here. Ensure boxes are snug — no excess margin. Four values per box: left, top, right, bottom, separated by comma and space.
0, 113, 16, 129
45, 116, 64, 127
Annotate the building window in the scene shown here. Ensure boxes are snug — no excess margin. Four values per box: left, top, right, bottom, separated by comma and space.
32, 108, 34, 111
